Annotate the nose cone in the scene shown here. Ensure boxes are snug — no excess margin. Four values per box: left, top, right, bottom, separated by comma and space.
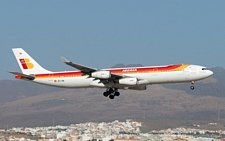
208, 70, 213, 76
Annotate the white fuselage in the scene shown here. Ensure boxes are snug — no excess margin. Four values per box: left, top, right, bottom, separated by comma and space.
30, 64, 213, 90
10, 48, 214, 99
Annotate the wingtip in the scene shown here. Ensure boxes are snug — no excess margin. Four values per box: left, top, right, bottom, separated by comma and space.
60, 56, 70, 63
7, 71, 13, 74
7, 71, 19, 75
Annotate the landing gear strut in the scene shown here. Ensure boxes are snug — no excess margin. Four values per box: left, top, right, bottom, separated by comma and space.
190, 81, 195, 90
103, 88, 120, 99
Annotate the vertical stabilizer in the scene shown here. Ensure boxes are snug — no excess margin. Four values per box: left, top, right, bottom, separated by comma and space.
12, 48, 51, 74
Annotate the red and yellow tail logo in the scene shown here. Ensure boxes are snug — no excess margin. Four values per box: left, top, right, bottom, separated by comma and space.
19, 58, 34, 69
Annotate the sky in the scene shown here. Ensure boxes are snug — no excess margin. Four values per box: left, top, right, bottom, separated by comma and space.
1, 0, 225, 80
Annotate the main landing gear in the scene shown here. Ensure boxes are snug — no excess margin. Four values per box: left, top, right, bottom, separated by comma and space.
190, 81, 195, 90
103, 88, 120, 99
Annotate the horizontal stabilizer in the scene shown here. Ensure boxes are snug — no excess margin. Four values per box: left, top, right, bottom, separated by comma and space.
8, 71, 35, 80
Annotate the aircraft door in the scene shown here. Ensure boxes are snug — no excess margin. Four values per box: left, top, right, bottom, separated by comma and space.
153, 68, 158, 76
184, 66, 195, 80
48, 73, 54, 82
190, 67, 196, 74
184, 67, 191, 79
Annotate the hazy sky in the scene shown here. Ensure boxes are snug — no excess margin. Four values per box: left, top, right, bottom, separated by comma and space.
1, 1, 225, 80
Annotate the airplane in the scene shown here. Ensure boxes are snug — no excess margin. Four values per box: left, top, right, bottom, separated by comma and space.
9, 48, 213, 99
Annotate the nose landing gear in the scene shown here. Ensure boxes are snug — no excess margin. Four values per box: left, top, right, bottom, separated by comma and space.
190, 81, 195, 90
103, 88, 120, 99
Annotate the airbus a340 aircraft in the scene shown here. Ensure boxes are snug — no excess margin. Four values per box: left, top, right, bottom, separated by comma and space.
9, 48, 213, 99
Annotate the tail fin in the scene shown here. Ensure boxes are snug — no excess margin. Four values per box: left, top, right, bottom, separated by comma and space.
12, 48, 51, 74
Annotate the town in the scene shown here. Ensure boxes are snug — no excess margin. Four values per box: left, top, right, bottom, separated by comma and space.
0, 120, 225, 141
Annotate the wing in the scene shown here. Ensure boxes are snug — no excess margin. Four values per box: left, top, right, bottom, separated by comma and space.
60, 56, 123, 79
8, 71, 35, 80
60, 56, 97, 74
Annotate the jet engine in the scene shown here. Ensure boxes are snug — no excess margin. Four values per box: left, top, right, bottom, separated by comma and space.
119, 78, 137, 85
91, 71, 111, 79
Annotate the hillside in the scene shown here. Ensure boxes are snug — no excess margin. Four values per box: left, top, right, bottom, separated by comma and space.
1, 85, 225, 129
0, 80, 63, 104
0, 66, 225, 129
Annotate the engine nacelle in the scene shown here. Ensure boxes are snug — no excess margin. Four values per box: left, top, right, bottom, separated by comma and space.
91, 71, 111, 79
119, 78, 137, 85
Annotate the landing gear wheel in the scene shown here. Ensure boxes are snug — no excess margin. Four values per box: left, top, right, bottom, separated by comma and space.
104, 88, 120, 99
190, 86, 194, 90
114, 91, 120, 96
109, 95, 115, 99
108, 88, 114, 94
103, 92, 109, 97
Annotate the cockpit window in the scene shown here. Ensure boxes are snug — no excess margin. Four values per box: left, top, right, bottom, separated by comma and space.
202, 68, 208, 70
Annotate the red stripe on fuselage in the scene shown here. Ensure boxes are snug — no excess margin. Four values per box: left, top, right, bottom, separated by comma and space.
109, 64, 182, 73
35, 71, 83, 79
34, 64, 184, 79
